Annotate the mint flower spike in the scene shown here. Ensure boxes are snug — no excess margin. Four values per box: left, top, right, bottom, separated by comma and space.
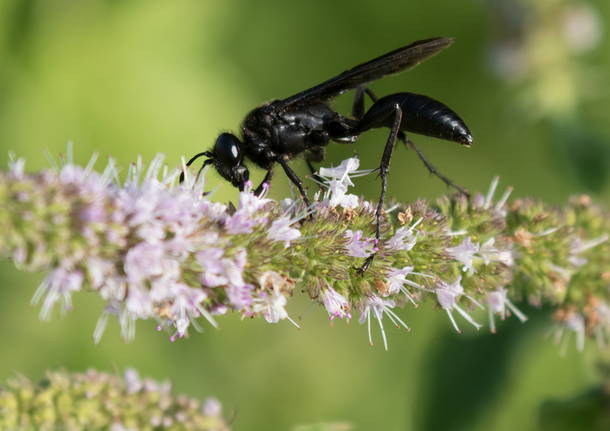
0, 153, 609, 351
0, 368, 230, 430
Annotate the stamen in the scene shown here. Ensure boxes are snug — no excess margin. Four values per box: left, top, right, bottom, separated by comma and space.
484, 176, 500, 208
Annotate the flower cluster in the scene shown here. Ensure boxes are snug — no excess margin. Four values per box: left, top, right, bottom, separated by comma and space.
0, 154, 608, 350
0, 369, 229, 431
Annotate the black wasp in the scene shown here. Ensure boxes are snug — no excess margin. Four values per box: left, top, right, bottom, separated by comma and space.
181, 37, 472, 271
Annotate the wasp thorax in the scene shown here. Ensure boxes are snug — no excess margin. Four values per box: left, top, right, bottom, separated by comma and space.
214, 133, 243, 166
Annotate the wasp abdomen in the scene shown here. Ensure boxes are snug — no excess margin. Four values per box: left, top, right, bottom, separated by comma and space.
358, 92, 472, 146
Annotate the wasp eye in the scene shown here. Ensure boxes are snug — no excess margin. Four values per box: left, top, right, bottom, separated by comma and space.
214, 133, 243, 166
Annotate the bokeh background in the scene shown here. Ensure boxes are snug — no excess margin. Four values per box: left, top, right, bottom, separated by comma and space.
1, 1, 609, 430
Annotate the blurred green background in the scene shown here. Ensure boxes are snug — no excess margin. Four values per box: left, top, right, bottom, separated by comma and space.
0, 1, 609, 430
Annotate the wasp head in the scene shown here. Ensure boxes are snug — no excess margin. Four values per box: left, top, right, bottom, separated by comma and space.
211, 133, 250, 190
180, 132, 249, 190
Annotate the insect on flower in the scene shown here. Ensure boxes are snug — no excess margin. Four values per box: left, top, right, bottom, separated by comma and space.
181, 38, 473, 272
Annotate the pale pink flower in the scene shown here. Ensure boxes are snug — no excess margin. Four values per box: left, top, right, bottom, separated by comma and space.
386, 218, 422, 251
32, 267, 84, 320
568, 234, 608, 267
435, 276, 482, 332
224, 183, 271, 234
267, 215, 301, 247
344, 229, 376, 258
326, 179, 360, 209
385, 266, 430, 304
479, 238, 514, 267
486, 288, 527, 333
224, 211, 266, 234
318, 157, 361, 186
251, 289, 296, 326
318, 157, 372, 209
358, 295, 409, 350
196, 248, 228, 287
226, 284, 254, 311
320, 286, 351, 320
250, 270, 298, 327
124, 242, 165, 283
168, 282, 216, 341
446, 237, 479, 273
124, 284, 154, 319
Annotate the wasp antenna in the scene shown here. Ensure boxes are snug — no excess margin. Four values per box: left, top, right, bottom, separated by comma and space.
194, 158, 215, 184
180, 151, 214, 184
185, 151, 214, 168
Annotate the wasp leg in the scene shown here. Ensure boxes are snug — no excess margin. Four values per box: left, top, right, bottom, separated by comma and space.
306, 159, 326, 190
254, 169, 274, 196
305, 147, 326, 189
351, 85, 381, 120
403, 136, 469, 196
352, 86, 367, 119
358, 103, 403, 274
278, 157, 313, 211
353, 86, 468, 196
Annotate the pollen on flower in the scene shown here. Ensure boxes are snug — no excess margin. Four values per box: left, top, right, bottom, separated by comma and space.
397, 208, 413, 225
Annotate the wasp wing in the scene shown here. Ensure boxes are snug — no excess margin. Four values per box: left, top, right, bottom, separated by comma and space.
277, 37, 454, 110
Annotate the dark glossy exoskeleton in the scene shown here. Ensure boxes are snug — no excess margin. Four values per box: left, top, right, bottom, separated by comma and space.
181, 37, 472, 271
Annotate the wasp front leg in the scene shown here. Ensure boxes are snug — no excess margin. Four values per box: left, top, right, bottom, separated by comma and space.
253, 169, 274, 196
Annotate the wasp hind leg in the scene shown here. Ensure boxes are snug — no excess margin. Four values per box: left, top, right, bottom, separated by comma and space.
352, 85, 380, 120
403, 136, 469, 196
